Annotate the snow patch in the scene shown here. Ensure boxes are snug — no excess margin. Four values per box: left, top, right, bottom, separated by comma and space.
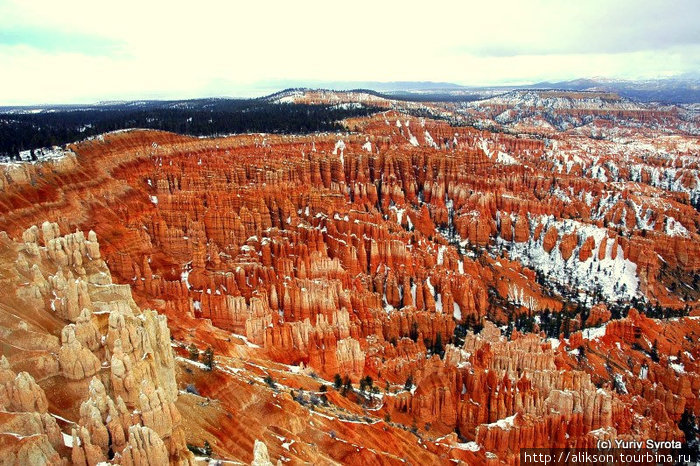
665, 217, 689, 237
496, 151, 519, 165
582, 324, 607, 340
487, 414, 517, 430
457, 441, 481, 452
332, 140, 346, 155
453, 302, 462, 320
670, 362, 685, 374
437, 246, 446, 266
501, 215, 639, 304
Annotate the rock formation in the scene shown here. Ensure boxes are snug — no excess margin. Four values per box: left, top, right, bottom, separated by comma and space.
0, 90, 697, 464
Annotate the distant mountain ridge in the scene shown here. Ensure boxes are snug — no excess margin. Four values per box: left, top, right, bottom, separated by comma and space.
2, 77, 698, 111
521, 77, 700, 104
270, 77, 700, 104
392, 77, 700, 104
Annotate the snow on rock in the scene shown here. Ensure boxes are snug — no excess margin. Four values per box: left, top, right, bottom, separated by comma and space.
426, 277, 443, 313
478, 138, 492, 158
639, 365, 648, 379
437, 245, 446, 265
665, 216, 689, 237
2, 146, 71, 165
281, 439, 295, 450
629, 200, 655, 231
181, 263, 192, 290
332, 140, 346, 155
613, 373, 628, 394
670, 362, 685, 374
582, 324, 607, 340
506, 283, 537, 311
389, 205, 406, 225
177, 356, 210, 370
62, 432, 75, 447
453, 302, 462, 321
589, 162, 608, 182
486, 414, 517, 430
457, 441, 481, 452
424, 130, 437, 149
496, 151, 519, 165
589, 427, 616, 437
502, 215, 639, 303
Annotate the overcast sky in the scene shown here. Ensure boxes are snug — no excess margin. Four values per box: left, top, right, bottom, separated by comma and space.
1, 0, 698, 104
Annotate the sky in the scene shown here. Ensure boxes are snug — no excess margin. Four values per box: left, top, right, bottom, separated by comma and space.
0, 0, 698, 104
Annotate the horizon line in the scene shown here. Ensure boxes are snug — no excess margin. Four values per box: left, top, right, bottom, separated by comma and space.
1, 74, 698, 107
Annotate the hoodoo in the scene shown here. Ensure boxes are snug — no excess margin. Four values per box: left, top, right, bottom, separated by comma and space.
0, 84, 698, 464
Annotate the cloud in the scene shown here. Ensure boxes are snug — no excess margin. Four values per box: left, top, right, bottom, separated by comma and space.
453, 0, 700, 57
0, 27, 123, 55
0, 0, 697, 104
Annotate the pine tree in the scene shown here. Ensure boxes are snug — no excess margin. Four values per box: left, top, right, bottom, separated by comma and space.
342, 375, 352, 396
433, 333, 445, 359
333, 373, 343, 390
187, 344, 199, 362
455, 424, 466, 442
562, 316, 571, 339
577, 346, 586, 363
264, 375, 276, 388
363, 375, 373, 390
202, 347, 215, 370
680, 408, 699, 462
650, 340, 659, 363
410, 321, 419, 342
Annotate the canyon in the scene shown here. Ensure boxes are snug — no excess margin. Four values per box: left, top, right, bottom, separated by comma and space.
0, 89, 698, 465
